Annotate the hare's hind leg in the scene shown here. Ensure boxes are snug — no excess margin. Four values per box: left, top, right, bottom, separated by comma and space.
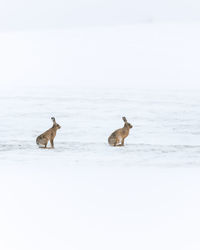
39, 139, 49, 149
43, 138, 49, 148
114, 138, 120, 146
115, 138, 125, 147
39, 142, 48, 149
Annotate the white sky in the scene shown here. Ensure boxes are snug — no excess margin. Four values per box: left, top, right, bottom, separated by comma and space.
0, 1, 200, 89
0, 22, 200, 89
1, 0, 200, 31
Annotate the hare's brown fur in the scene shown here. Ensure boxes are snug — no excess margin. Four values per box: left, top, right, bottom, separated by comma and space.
108, 117, 133, 146
36, 117, 61, 148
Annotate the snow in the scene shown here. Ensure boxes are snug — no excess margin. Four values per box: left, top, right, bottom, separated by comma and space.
1, 165, 200, 250
0, 23, 200, 249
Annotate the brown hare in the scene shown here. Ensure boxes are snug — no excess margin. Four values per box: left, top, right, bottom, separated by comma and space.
36, 117, 61, 148
108, 117, 133, 146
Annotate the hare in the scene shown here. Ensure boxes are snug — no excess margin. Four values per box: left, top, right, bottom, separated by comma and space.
36, 117, 61, 148
108, 117, 133, 146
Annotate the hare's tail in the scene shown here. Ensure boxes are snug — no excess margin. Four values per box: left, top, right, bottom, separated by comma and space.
108, 135, 115, 146
36, 136, 41, 145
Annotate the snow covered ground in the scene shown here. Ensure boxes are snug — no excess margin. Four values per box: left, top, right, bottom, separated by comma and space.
0, 87, 199, 167
0, 23, 200, 249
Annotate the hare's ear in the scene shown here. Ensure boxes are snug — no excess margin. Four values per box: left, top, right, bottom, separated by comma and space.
51, 117, 56, 124
122, 117, 127, 123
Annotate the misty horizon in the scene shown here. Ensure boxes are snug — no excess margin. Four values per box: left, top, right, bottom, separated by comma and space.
1, 0, 200, 32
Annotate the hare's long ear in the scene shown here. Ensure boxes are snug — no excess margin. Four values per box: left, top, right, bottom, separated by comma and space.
122, 117, 127, 123
51, 117, 56, 125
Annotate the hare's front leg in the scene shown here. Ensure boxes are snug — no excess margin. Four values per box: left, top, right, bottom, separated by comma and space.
121, 138, 125, 146
50, 139, 54, 148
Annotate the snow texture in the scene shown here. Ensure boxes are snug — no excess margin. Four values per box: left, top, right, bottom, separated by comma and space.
0, 23, 200, 250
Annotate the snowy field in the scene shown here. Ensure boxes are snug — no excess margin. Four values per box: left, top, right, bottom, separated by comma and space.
0, 23, 200, 249
0, 87, 199, 167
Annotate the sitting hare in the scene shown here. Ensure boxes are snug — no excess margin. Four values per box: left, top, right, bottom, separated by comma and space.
108, 117, 133, 146
36, 117, 61, 148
